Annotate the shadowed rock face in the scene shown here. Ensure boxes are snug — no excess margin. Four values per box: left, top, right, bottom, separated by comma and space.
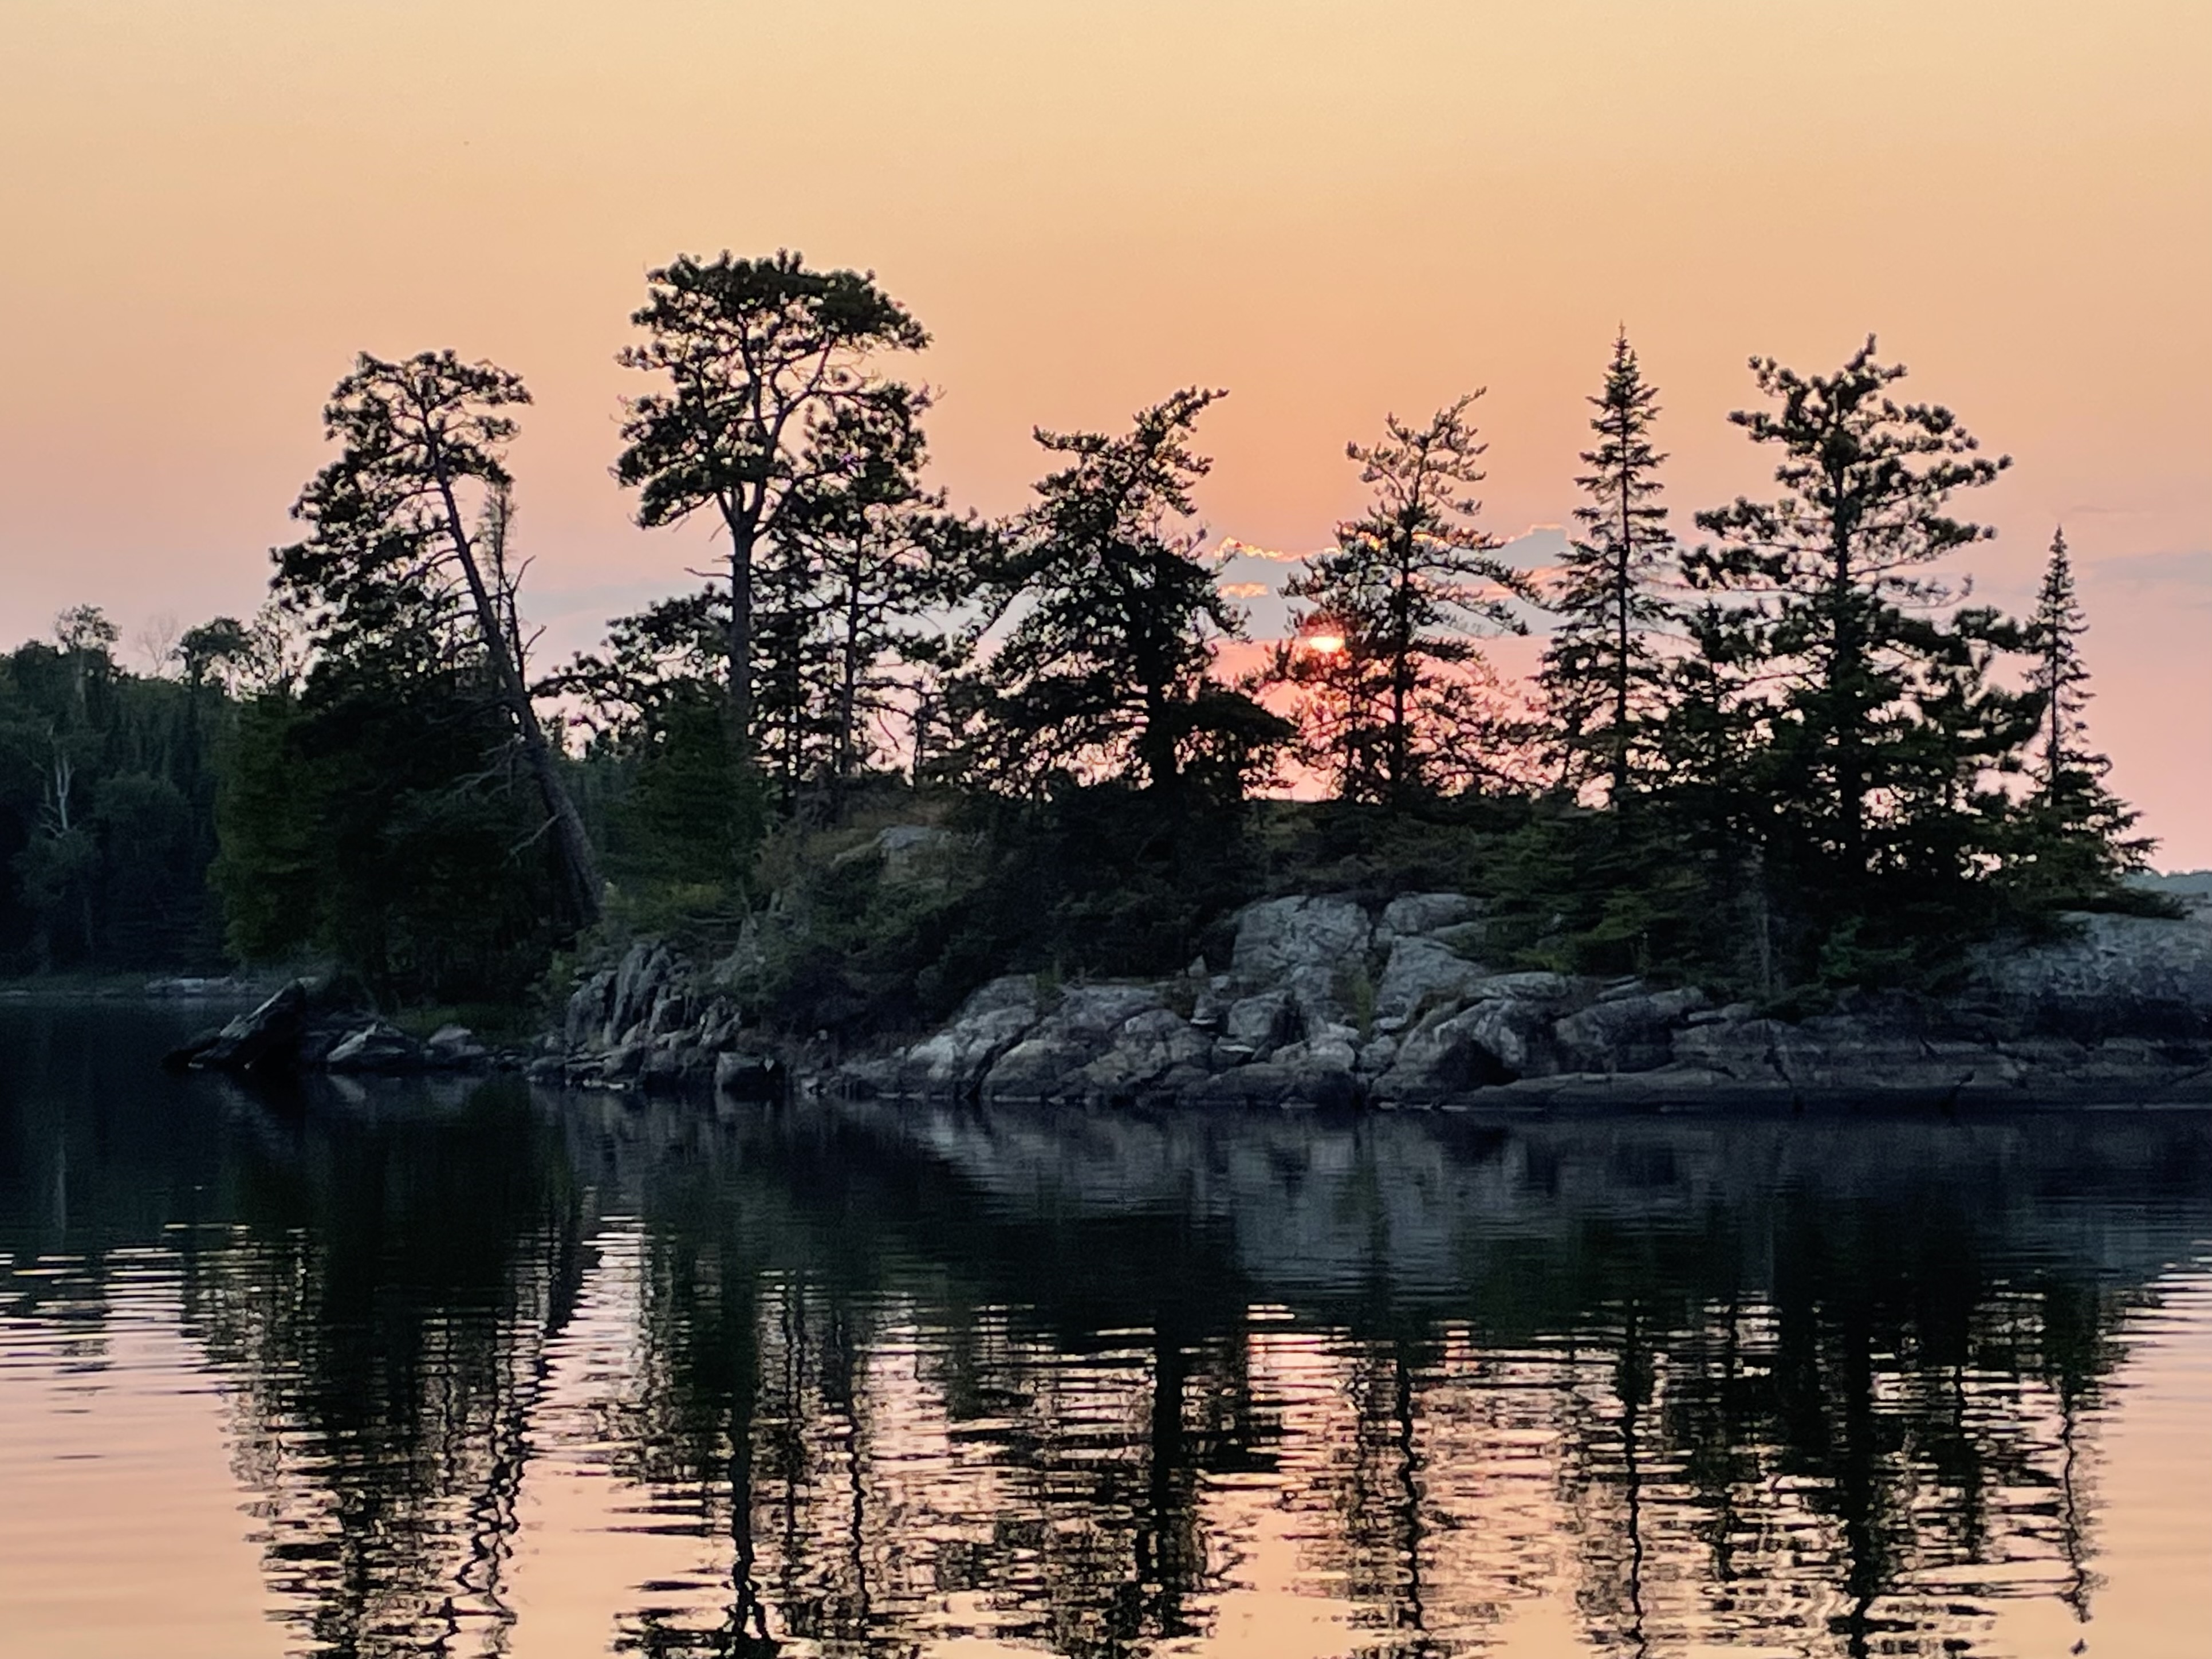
541, 895, 2212, 1111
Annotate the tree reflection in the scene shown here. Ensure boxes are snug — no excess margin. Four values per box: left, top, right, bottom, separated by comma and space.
18, 1010, 2203, 1659
175, 1078, 586, 1658
569, 1103, 2206, 1658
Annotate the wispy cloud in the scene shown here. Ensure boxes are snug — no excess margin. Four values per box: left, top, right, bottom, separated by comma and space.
1220, 580, 1272, 599
1217, 536, 1313, 564
2091, 548, 2212, 609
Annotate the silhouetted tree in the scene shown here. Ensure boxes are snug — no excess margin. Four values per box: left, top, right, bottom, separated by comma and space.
615, 250, 930, 770
1540, 333, 1679, 804
755, 395, 967, 815
1283, 395, 1534, 807
946, 389, 1287, 799
2015, 528, 2147, 901
1686, 340, 2038, 974
542, 588, 762, 888
0, 609, 231, 970
278, 350, 601, 927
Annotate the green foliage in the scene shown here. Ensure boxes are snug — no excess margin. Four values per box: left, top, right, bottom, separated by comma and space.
540, 595, 765, 893
214, 669, 568, 1005
729, 783, 1269, 1042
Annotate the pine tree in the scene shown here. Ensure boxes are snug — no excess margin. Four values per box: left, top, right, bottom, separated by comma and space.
1282, 395, 1534, 807
1540, 332, 1678, 804
2018, 528, 2147, 900
616, 251, 929, 770
946, 390, 1287, 797
2029, 529, 2095, 800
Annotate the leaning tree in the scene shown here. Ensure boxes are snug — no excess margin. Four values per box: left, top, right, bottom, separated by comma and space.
277, 350, 601, 928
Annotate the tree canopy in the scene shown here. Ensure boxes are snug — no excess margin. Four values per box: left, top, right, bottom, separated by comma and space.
615, 251, 930, 768
49, 277, 2144, 1016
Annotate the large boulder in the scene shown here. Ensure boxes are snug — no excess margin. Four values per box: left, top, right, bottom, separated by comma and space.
1219, 988, 1298, 1060
561, 940, 683, 1055
1971, 911, 2212, 1039
1229, 897, 1376, 1035
1072, 1008, 1214, 1103
1552, 988, 1708, 1074
424, 1024, 489, 1068
563, 969, 614, 1052
981, 984, 1168, 1104
1376, 892, 1481, 942
171, 981, 310, 1073
1371, 1003, 1517, 1104
1184, 1047, 1359, 1110
892, 975, 1044, 1099
1372, 936, 1488, 1029
324, 1021, 430, 1074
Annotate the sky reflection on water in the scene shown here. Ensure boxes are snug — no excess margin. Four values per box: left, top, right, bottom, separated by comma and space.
2, 1001, 2211, 1658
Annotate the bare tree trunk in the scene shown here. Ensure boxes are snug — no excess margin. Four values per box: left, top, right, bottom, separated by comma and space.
426, 456, 601, 929
725, 510, 758, 774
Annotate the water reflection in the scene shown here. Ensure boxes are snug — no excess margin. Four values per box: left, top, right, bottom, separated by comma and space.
176, 1080, 587, 1655
3, 1003, 2210, 1657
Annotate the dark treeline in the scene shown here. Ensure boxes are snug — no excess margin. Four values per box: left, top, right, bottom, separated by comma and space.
12, 252, 2152, 1010
0, 607, 249, 972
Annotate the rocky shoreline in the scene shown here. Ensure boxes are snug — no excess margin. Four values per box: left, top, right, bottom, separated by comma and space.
532, 890, 2212, 1112
164, 980, 498, 1078
166, 882, 2212, 1110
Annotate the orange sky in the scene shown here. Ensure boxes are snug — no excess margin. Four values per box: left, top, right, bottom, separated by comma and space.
1, 1, 2206, 860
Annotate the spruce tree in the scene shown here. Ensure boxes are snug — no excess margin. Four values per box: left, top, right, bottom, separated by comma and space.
2019, 528, 2147, 900
1688, 339, 2039, 977
1282, 395, 1534, 807
1540, 332, 1678, 804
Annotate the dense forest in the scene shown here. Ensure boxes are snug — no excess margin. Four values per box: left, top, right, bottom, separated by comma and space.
1, 252, 2155, 1022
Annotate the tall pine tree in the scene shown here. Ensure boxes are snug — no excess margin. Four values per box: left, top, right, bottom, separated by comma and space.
1687, 340, 2038, 979
946, 390, 1286, 799
1540, 332, 1678, 804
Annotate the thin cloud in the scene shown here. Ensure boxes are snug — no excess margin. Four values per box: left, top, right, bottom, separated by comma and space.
1217, 536, 1313, 564
1220, 580, 1272, 599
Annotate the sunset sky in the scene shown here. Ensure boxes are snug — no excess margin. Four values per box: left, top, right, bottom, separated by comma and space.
2, 1, 2206, 860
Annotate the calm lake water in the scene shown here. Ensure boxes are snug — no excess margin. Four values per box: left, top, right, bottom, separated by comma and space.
3, 1003, 2211, 1658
